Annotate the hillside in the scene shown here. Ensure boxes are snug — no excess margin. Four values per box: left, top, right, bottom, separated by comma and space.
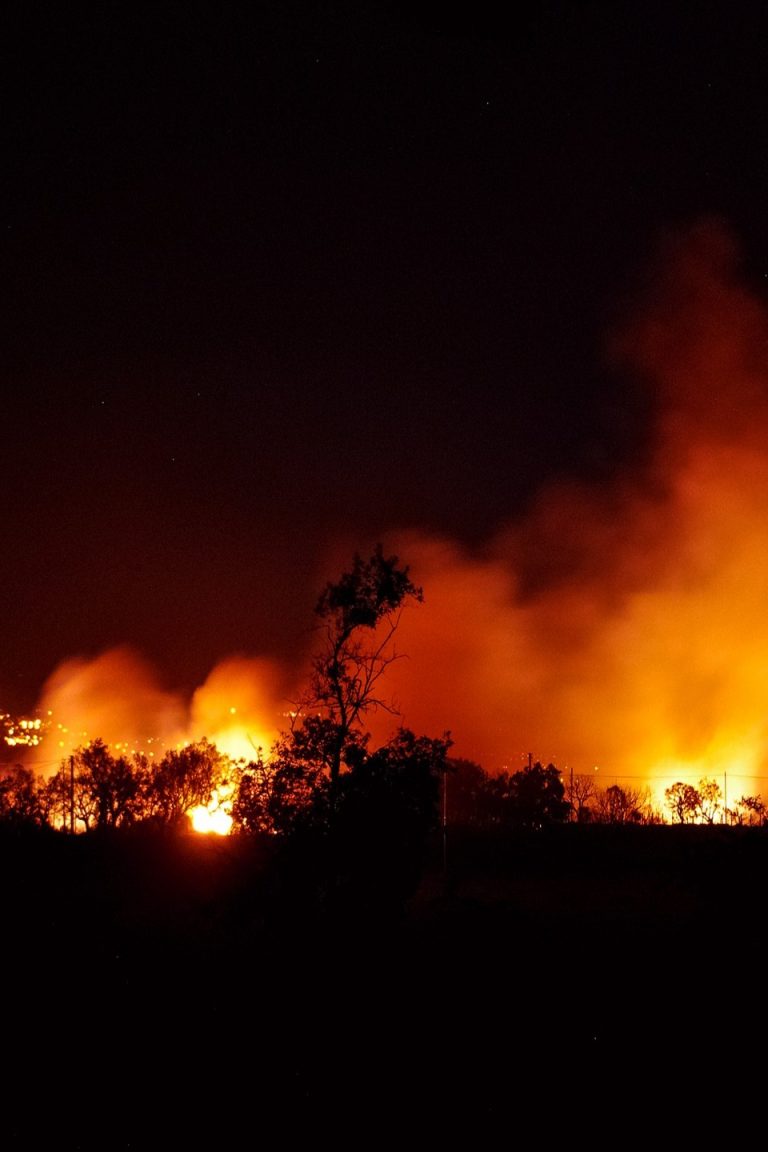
1, 824, 761, 1146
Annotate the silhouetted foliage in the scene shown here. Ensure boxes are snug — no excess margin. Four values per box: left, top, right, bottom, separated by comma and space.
39, 739, 227, 832
78, 738, 142, 829
144, 739, 226, 828
489, 761, 570, 829
593, 783, 651, 824
731, 794, 768, 826
697, 777, 723, 824
664, 778, 723, 824
444, 757, 496, 826
285, 726, 448, 918
303, 544, 423, 786
43, 739, 145, 831
339, 728, 446, 837
436, 758, 574, 830
231, 738, 330, 837
566, 772, 599, 823
0, 764, 46, 828
665, 782, 701, 824
230, 753, 279, 835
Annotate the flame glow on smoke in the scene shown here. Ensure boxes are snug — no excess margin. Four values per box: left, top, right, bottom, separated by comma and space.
188, 657, 286, 763
8, 218, 768, 820
377, 220, 768, 808
16, 651, 292, 833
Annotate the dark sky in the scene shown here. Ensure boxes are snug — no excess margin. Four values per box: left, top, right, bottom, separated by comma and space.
5, 1, 768, 713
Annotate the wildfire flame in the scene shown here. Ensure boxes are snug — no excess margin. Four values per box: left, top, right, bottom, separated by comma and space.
373, 220, 768, 811
7, 218, 768, 822
189, 789, 234, 836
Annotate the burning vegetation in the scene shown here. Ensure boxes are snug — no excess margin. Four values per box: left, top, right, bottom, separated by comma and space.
6, 222, 768, 823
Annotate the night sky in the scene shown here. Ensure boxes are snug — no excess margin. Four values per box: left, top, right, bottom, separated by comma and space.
6, 2, 768, 724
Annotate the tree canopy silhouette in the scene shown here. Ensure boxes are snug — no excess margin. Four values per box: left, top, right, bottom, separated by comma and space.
304, 544, 423, 787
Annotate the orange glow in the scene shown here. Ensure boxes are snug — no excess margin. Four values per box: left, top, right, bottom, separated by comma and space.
190, 798, 233, 836
187, 657, 285, 762
33, 647, 187, 771
18, 651, 290, 835
363, 221, 768, 807
2, 711, 49, 748
14, 220, 768, 819
25, 650, 288, 775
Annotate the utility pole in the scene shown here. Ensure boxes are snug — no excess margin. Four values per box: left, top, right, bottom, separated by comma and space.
442, 766, 447, 876
723, 771, 727, 825
69, 755, 75, 834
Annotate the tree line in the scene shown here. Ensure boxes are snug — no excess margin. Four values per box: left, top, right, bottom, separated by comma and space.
2, 545, 767, 850
3, 738, 766, 837
446, 759, 768, 827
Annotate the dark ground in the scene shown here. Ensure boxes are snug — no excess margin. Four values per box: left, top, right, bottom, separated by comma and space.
0, 823, 763, 1147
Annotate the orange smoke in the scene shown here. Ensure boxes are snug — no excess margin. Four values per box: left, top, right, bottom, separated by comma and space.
33, 646, 290, 777
36, 646, 187, 770
372, 219, 768, 807
23, 218, 768, 815
188, 656, 290, 762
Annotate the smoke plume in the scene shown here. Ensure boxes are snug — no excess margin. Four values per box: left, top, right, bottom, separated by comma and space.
377, 219, 768, 805
25, 219, 768, 808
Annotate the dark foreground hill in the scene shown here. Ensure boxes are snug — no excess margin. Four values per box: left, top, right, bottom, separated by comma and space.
1, 823, 764, 1147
